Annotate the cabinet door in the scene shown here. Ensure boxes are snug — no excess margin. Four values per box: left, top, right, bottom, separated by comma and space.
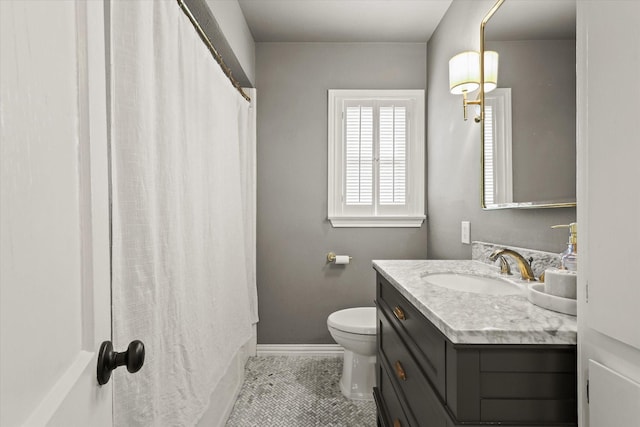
582, 1, 640, 351
577, 1, 640, 426
589, 360, 640, 426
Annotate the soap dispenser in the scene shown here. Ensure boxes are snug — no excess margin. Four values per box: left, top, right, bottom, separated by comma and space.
552, 223, 578, 271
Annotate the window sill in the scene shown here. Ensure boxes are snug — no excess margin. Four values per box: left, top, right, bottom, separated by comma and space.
328, 216, 426, 228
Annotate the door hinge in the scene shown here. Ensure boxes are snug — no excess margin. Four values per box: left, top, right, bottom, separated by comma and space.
586, 281, 589, 303
586, 379, 590, 404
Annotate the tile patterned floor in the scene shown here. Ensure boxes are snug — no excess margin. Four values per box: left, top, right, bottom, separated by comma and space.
226, 356, 377, 427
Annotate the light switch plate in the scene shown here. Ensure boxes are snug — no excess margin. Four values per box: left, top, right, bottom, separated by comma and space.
461, 221, 470, 244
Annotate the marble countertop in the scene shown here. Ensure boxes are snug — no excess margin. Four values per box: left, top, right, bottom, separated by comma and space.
372, 260, 577, 345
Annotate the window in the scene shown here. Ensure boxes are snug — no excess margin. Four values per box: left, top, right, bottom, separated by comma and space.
483, 88, 513, 206
328, 90, 425, 227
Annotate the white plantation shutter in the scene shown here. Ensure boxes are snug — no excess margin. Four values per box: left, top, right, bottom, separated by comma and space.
483, 88, 513, 207
328, 90, 424, 227
483, 104, 495, 205
345, 105, 373, 205
379, 105, 407, 205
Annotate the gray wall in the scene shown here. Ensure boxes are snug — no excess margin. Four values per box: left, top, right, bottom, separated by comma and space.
205, 0, 255, 85
256, 43, 428, 344
489, 40, 576, 202
426, 0, 576, 259
187, 0, 254, 87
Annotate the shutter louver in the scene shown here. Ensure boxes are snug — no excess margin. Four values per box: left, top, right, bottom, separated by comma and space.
345, 106, 373, 205
484, 105, 495, 205
379, 106, 407, 205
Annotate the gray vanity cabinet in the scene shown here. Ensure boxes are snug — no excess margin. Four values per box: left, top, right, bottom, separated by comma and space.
374, 273, 577, 427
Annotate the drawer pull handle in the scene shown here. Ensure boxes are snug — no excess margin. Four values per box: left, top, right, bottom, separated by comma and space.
393, 420, 402, 427
395, 361, 407, 381
392, 306, 405, 321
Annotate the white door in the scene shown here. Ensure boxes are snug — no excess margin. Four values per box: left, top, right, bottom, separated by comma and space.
1, 1, 113, 425
577, 1, 640, 426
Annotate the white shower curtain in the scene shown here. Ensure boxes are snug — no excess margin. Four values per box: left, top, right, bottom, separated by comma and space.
110, 1, 257, 425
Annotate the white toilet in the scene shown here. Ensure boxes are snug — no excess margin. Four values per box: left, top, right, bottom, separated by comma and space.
327, 307, 377, 400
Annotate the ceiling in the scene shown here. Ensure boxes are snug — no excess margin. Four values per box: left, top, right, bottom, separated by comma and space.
237, 0, 453, 43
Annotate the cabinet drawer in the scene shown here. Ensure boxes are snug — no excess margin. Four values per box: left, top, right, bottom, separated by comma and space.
379, 308, 447, 427
377, 361, 413, 427
446, 342, 578, 424
377, 274, 446, 397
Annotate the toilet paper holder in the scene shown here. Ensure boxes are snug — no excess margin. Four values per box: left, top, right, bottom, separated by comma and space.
327, 252, 353, 263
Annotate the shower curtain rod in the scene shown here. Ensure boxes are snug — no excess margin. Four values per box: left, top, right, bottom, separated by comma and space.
176, 0, 251, 102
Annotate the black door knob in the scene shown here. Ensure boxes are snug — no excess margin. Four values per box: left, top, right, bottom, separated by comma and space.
97, 340, 145, 385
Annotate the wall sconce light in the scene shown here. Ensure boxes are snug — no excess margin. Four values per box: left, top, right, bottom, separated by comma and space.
449, 50, 499, 121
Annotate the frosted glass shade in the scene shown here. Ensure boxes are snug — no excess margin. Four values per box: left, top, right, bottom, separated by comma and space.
449, 51, 480, 95
484, 51, 499, 93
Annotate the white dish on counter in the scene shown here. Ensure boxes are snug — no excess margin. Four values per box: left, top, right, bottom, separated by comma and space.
528, 283, 576, 316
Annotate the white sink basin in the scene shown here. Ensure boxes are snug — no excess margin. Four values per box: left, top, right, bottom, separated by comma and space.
423, 273, 523, 295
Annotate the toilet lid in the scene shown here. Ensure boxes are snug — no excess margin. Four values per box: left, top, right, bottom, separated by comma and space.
327, 307, 377, 335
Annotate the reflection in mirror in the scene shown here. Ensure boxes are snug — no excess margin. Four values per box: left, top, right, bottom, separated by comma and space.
482, 0, 576, 209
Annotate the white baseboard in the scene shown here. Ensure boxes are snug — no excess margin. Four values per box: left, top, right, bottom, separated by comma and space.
256, 344, 344, 356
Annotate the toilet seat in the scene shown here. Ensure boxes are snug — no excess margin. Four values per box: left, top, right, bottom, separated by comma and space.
327, 307, 376, 335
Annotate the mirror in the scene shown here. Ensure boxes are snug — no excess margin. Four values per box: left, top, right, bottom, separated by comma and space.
481, 0, 576, 209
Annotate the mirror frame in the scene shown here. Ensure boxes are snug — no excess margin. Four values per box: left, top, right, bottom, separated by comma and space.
479, 0, 577, 210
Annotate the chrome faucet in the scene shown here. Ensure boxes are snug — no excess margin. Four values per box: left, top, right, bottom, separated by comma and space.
489, 248, 536, 281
